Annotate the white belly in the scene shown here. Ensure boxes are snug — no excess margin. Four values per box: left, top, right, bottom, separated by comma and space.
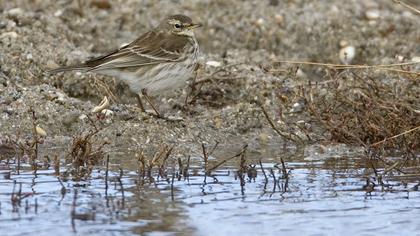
100, 60, 196, 96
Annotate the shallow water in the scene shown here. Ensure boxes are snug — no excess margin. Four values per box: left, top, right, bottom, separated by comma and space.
1, 146, 419, 236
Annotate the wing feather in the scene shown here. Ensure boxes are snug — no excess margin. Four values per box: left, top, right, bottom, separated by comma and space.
83, 31, 189, 72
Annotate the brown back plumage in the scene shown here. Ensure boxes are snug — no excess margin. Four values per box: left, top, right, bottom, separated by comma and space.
47, 14, 197, 74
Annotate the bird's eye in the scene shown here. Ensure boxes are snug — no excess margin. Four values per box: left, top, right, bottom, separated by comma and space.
174, 23, 181, 29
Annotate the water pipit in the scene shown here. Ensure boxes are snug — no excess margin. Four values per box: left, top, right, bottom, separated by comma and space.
48, 14, 201, 118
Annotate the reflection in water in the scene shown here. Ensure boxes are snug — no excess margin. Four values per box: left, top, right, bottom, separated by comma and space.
178, 162, 420, 236
0, 164, 191, 236
1, 151, 420, 236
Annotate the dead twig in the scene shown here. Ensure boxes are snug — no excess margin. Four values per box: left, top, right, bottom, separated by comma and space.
371, 126, 420, 147
393, 0, 420, 15
257, 102, 303, 143
206, 145, 248, 174
274, 60, 420, 78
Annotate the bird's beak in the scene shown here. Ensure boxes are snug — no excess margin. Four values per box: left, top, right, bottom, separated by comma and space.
188, 23, 202, 29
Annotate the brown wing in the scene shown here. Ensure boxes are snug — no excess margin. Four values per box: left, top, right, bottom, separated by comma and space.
84, 31, 190, 71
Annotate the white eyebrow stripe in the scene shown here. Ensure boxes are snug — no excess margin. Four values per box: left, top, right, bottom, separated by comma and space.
168, 19, 181, 25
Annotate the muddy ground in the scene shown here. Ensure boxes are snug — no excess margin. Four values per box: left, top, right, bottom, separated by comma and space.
0, 0, 419, 159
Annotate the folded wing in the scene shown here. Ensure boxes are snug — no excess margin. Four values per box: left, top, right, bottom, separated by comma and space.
85, 31, 188, 71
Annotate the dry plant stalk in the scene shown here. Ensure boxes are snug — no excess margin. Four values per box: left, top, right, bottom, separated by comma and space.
206, 144, 248, 174
64, 116, 109, 180
273, 61, 420, 77
268, 58, 419, 183
298, 67, 419, 182
304, 70, 419, 149
393, 0, 420, 15
137, 145, 174, 180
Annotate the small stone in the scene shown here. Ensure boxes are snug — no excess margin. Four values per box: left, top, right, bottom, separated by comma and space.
0, 31, 18, 39
101, 109, 113, 117
339, 46, 356, 64
296, 68, 307, 79
206, 60, 222, 67
0, 21, 7, 29
7, 8, 23, 17
56, 92, 66, 102
256, 18, 265, 26
396, 55, 405, 62
274, 14, 284, 25
1, 113, 9, 120
166, 115, 184, 121
54, 10, 63, 17
35, 126, 47, 137
79, 114, 88, 120
213, 115, 222, 128
6, 20, 16, 29
365, 10, 380, 20
45, 60, 59, 70
411, 56, 420, 63
402, 11, 413, 18
339, 40, 349, 48
291, 102, 304, 113
26, 54, 33, 61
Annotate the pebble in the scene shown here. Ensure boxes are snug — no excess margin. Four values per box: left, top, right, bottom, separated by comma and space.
274, 14, 284, 25
1, 113, 9, 120
206, 60, 222, 67
56, 92, 66, 102
0, 32, 18, 39
291, 102, 305, 113
296, 68, 307, 79
101, 109, 113, 117
365, 9, 380, 20
54, 10, 63, 17
339, 45, 356, 64
26, 54, 33, 61
213, 115, 222, 128
7, 8, 24, 17
411, 56, 420, 63
0, 21, 7, 29
79, 114, 88, 120
46, 60, 59, 70
256, 18, 265, 26
402, 11, 413, 18
35, 125, 47, 137
339, 40, 349, 48
396, 55, 405, 62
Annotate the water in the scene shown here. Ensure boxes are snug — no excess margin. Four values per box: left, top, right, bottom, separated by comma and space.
1, 146, 420, 236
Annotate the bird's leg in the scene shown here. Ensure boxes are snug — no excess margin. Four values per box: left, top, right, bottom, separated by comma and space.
141, 89, 162, 118
184, 64, 201, 109
136, 94, 146, 113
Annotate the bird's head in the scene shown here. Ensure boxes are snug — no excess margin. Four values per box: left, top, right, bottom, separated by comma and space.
159, 14, 201, 37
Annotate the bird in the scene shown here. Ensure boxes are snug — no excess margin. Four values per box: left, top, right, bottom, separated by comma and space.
48, 14, 201, 118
